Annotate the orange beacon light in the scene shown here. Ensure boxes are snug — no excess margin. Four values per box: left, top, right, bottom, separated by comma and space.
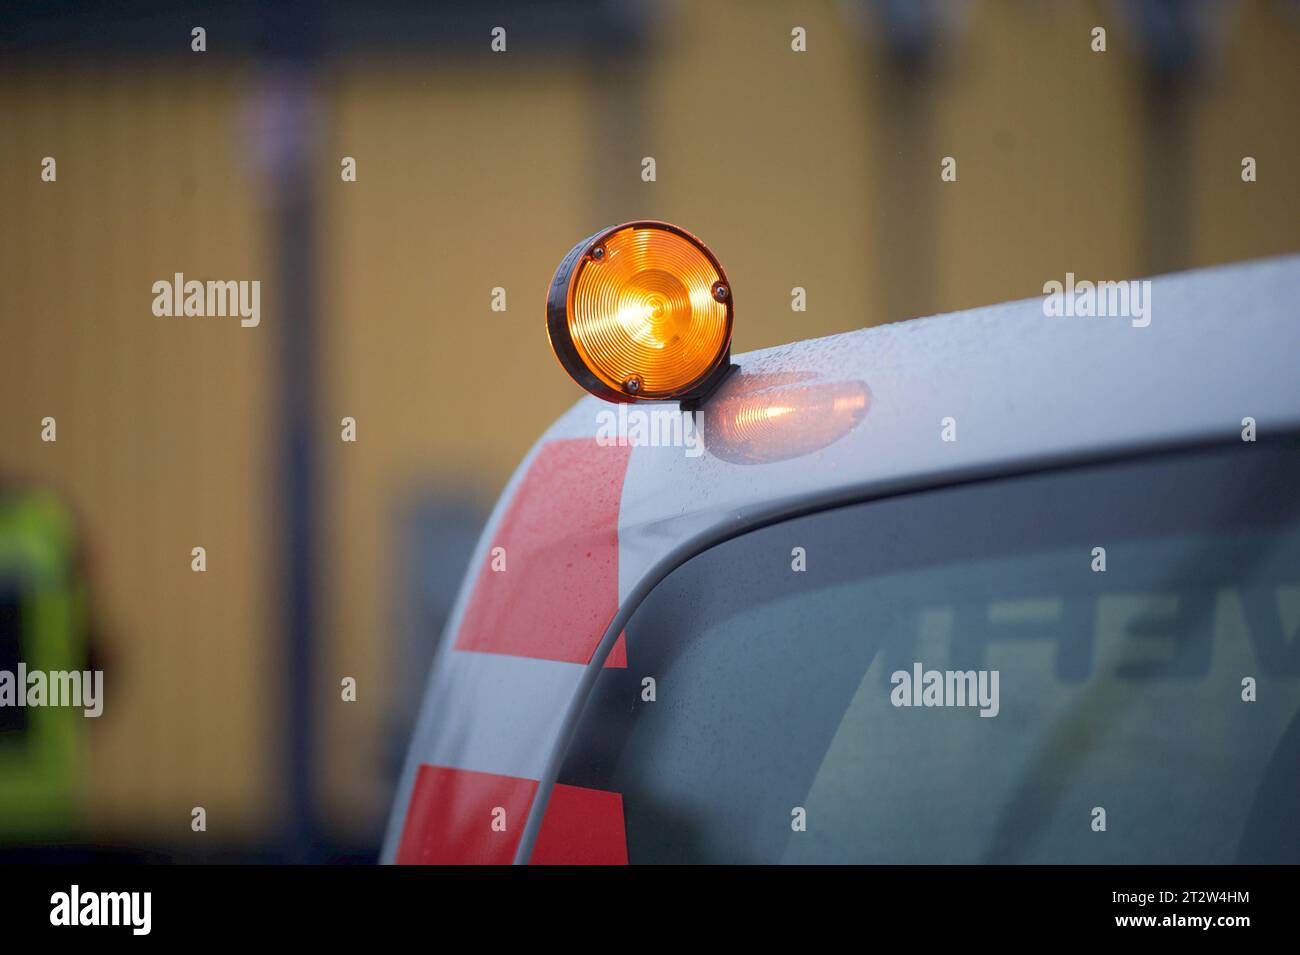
546, 220, 736, 405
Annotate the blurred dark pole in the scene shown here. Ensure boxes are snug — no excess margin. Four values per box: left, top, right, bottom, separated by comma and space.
868, 0, 941, 323
584, 4, 651, 224
255, 1, 323, 863
1122, 0, 1206, 275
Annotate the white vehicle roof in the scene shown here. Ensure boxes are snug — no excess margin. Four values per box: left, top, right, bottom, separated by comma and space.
384, 252, 1300, 863
551, 252, 1300, 588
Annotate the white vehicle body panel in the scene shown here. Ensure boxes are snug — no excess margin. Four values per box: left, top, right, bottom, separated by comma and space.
383, 253, 1300, 863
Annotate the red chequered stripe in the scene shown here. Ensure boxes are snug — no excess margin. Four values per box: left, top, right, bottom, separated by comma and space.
456, 438, 631, 667
396, 765, 628, 865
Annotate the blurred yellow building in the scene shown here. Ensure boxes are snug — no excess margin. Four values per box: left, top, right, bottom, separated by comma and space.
0, 0, 1296, 858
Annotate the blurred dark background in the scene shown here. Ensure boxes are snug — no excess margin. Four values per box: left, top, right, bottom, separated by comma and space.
0, 0, 1297, 862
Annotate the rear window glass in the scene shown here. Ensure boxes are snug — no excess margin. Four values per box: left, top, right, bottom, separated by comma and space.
556, 441, 1300, 862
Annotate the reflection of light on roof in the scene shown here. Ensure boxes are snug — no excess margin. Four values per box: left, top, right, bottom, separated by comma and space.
705, 374, 872, 465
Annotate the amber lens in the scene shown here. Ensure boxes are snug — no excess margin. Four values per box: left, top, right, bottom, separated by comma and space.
567, 225, 730, 399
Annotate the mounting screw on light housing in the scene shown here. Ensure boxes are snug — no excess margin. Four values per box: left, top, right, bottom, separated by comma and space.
546, 220, 737, 406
